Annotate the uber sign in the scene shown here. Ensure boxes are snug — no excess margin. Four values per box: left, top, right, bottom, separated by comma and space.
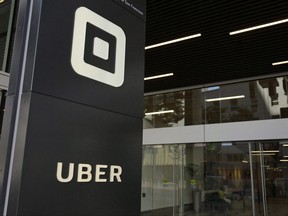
56, 162, 123, 183
0, 0, 145, 215
71, 7, 126, 87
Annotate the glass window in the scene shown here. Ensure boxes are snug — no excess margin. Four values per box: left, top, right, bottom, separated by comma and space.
142, 141, 288, 216
144, 76, 288, 128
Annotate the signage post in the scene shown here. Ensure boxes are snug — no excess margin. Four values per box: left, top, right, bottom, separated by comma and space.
0, 0, 145, 215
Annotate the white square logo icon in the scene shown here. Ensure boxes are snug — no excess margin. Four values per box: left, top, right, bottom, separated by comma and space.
71, 7, 126, 87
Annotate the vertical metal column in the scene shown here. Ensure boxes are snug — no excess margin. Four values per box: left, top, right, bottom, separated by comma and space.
3, 1, 34, 214
248, 142, 256, 216
259, 143, 268, 216
179, 145, 184, 216
172, 146, 176, 216
152, 147, 156, 214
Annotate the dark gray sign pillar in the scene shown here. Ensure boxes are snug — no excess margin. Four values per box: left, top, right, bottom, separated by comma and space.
0, 0, 145, 215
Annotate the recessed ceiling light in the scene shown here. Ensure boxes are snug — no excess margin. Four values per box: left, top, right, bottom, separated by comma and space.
229, 18, 288, 35
252, 153, 276, 156
251, 150, 279, 153
205, 95, 245, 102
272, 60, 288, 66
145, 33, 201, 50
153, 145, 163, 149
207, 86, 220, 91
222, 142, 232, 146
144, 73, 173, 81
145, 110, 174, 116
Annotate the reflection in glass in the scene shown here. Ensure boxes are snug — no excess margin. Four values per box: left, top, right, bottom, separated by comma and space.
141, 145, 185, 216
144, 76, 288, 128
141, 141, 288, 215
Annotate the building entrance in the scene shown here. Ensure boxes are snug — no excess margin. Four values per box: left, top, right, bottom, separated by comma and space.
249, 141, 288, 216
141, 141, 288, 216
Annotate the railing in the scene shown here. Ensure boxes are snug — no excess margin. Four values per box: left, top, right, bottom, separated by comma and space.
144, 76, 288, 128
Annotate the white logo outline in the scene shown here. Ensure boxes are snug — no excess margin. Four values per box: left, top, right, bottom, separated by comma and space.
71, 7, 126, 87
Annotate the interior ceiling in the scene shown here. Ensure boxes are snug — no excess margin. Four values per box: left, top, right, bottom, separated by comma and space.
144, 0, 288, 93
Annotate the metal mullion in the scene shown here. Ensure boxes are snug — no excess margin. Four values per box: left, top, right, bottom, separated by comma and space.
249, 142, 256, 216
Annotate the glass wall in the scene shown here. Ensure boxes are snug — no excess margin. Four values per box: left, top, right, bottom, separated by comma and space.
141, 141, 288, 216
144, 76, 288, 129
0, 0, 14, 136
141, 145, 185, 216
0, 0, 14, 72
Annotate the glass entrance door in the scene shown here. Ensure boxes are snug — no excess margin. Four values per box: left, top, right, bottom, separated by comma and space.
141, 141, 288, 216
250, 141, 288, 216
141, 145, 185, 216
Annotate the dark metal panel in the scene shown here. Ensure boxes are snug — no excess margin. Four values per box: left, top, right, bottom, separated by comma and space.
5, 92, 31, 215
6, 0, 31, 95
22, 0, 145, 118
0, 95, 17, 213
9, 92, 142, 216
2, 0, 145, 215
112, 0, 146, 21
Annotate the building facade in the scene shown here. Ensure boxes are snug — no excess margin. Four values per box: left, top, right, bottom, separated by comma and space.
1, 1, 288, 216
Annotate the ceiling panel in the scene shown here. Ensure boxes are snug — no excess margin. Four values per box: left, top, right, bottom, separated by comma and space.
145, 1, 288, 93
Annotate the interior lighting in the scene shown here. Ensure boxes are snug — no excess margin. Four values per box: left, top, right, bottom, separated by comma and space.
153, 145, 163, 149
207, 86, 220, 91
252, 153, 276, 156
144, 73, 173, 81
242, 160, 249, 164
229, 18, 288, 35
145, 33, 201, 50
280, 159, 288, 162
283, 144, 288, 147
222, 142, 232, 147
251, 150, 279, 153
145, 110, 174, 116
272, 60, 288, 66
206, 95, 245, 102
0, 0, 4, 3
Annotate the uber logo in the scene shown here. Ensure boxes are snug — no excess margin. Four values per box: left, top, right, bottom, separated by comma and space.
71, 7, 126, 87
56, 162, 122, 183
